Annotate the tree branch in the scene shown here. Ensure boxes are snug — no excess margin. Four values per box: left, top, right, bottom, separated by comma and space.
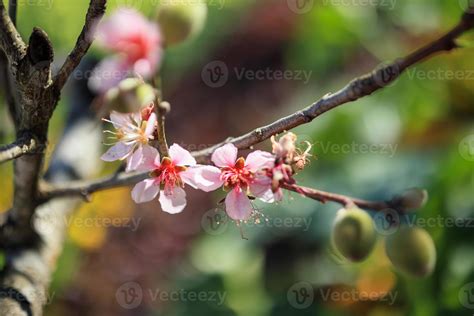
0, 1, 25, 65
281, 183, 390, 211
191, 7, 474, 163
53, 0, 107, 91
38, 170, 148, 202
0, 134, 39, 164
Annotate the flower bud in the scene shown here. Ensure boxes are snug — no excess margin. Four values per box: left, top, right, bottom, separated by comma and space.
104, 78, 156, 113
385, 227, 436, 278
392, 188, 428, 211
331, 207, 377, 262
156, 2, 207, 46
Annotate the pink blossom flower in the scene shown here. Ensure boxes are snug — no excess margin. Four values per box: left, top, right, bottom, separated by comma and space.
130, 144, 204, 214
89, 8, 162, 93
192, 143, 276, 220
101, 110, 157, 171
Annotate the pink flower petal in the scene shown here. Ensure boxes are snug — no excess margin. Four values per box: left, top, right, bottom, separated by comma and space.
109, 111, 132, 130
245, 150, 275, 172
211, 143, 238, 168
159, 186, 187, 214
180, 165, 224, 192
131, 179, 159, 203
169, 144, 196, 166
225, 187, 253, 220
249, 175, 275, 203
144, 112, 157, 137
126, 144, 159, 172
101, 142, 134, 161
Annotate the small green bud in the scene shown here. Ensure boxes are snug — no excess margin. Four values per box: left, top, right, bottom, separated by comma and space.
331, 207, 377, 262
104, 78, 156, 113
385, 227, 436, 278
156, 2, 207, 46
392, 188, 428, 211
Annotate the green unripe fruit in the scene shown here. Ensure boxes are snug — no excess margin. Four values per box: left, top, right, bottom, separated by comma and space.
156, 2, 207, 46
104, 78, 156, 113
385, 227, 436, 278
331, 207, 377, 262
392, 188, 428, 211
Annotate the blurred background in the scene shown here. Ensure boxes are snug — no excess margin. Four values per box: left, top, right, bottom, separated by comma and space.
0, 0, 473, 315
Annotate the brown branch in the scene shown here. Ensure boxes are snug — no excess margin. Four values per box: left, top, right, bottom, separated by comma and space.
38, 171, 149, 202
0, 1, 26, 65
0, 134, 39, 164
191, 7, 474, 163
53, 0, 107, 91
281, 183, 390, 211
39, 7, 474, 204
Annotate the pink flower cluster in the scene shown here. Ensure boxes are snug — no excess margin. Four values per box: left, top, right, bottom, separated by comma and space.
101, 109, 311, 218
90, 8, 162, 93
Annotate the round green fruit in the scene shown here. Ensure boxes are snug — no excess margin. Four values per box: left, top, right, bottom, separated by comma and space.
157, 2, 207, 46
393, 188, 428, 211
331, 207, 377, 262
385, 226, 436, 278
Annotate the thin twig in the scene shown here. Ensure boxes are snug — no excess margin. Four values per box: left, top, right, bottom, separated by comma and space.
191, 8, 474, 163
53, 0, 107, 91
0, 135, 38, 164
152, 76, 170, 157
39, 171, 149, 202
281, 183, 390, 211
